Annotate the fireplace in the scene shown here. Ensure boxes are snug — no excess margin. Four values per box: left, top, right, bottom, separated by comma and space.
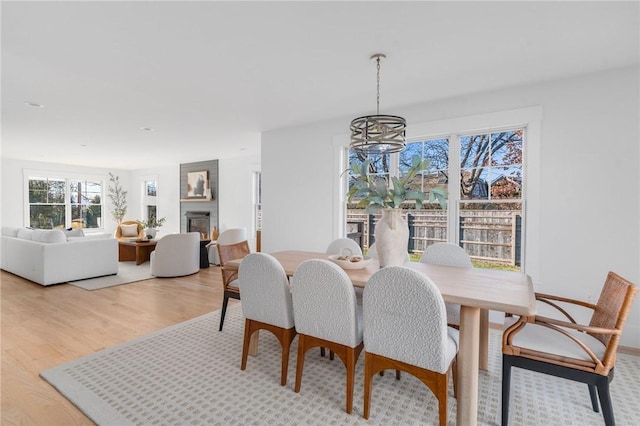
185, 211, 210, 238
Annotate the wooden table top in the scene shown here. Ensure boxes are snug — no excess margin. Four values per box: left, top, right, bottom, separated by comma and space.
117, 240, 157, 247
227, 250, 535, 316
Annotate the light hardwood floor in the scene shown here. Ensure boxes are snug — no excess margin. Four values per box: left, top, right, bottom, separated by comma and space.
1, 266, 230, 425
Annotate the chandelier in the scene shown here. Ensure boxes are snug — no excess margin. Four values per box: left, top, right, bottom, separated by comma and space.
350, 53, 406, 154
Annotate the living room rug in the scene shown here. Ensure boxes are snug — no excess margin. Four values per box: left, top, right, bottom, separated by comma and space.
40, 305, 640, 426
68, 261, 154, 290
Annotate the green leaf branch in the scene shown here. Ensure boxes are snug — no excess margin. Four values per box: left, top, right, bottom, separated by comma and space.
346, 157, 447, 214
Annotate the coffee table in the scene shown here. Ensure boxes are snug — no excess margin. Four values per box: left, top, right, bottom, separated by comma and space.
118, 240, 157, 265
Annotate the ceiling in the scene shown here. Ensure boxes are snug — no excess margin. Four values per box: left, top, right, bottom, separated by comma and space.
2, 1, 638, 170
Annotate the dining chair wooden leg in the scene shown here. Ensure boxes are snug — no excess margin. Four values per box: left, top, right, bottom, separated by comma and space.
240, 318, 254, 370
363, 352, 374, 419
279, 327, 297, 386
294, 334, 307, 393
344, 343, 363, 414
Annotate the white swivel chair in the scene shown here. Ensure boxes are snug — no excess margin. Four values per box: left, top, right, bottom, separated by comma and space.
150, 232, 200, 277
207, 227, 247, 265
291, 259, 364, 414
238, 253, 296, 386
420, 243, 473, 327
326, 237, 363, 257
363, 266, 459, 425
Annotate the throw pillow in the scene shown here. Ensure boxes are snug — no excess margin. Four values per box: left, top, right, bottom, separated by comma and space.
1, 226, 20, 237
32, 229, 66, 243
120, 223, 139, 237
17, 228, 34, 240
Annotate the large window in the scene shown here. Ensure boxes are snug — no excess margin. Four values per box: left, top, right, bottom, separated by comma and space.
27, 174, 104, 229
346, 128, 525, 270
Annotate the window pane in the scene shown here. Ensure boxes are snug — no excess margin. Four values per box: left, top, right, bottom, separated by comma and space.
30, 205, 65, 229
491, 165, 522, 199
69, 180, 102, 229
490, 130, 523, 167
459, 201, 522, 271
29, 178, 65, 203
460, 134, 490, 169
461, 168, 489, 200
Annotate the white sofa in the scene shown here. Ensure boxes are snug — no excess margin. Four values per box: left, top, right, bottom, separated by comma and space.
1, 226, 118, 286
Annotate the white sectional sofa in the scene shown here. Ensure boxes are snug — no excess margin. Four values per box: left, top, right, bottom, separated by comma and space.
1, 226, 118, 286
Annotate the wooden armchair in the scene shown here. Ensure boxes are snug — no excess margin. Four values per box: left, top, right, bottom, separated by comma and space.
217, 240, 250, 331
502, 271, 638, 426
114, 220, 144, 240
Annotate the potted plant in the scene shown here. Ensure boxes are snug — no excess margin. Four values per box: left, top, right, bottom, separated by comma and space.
107, 172, 127, 224
346, 157, 446, 267
141, 215, 166, 239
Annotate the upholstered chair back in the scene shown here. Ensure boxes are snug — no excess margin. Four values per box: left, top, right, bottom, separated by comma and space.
238, 253, 294, 329
363, 266, 458, 374
326, 237, 363, 256
420, 242, 472, 268
291, 259, 362, 347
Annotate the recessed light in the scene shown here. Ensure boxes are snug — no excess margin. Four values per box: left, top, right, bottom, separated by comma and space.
141, 127, 154, 131
24, 101, 44, 108
80, 144, 87, 147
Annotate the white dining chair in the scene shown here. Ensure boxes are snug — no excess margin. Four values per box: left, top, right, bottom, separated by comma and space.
238, 253, 296, 386
363, 266, 459, 424
207, 227, 247, 265
420, 242, 473, 327
290, 259, 364, 414
326, 237, 363, 257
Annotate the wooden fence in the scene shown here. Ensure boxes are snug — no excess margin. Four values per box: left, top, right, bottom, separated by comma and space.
347, 209, 521, 266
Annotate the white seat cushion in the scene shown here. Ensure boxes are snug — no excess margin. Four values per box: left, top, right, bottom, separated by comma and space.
504, 317, 606, 361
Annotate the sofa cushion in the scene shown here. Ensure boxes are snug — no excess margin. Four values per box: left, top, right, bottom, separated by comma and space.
64, 228, 85, 239
120, 223, 139, 237
32, 229, 67, 244
1, 226, 20, 237
17, 228, 34, 240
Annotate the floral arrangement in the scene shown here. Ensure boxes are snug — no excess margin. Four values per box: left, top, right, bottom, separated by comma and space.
346, 157, 446, 214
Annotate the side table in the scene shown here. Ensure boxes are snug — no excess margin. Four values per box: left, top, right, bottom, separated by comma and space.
199, 239, 211, 268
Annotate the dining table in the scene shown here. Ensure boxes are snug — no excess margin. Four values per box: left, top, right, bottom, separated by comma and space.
226, 250, 536, 426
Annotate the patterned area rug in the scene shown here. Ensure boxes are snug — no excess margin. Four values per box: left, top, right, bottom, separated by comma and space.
41, 305, 640, 425
68, 261, 154, 290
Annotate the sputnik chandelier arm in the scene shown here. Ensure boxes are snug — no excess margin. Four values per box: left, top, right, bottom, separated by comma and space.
350, 53, 406, 154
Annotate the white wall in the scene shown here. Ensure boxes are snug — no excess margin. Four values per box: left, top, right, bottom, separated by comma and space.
129, 165, 180, 236
218, 155, 261, 251
262, 66, 640, 348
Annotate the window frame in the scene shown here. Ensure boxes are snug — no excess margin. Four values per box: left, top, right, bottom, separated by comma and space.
23, 169, 107, 231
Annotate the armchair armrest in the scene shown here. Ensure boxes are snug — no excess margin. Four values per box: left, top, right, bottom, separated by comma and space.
535, 292, 597, 324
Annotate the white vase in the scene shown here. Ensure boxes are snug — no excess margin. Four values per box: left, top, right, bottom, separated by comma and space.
374, 208, 409, 267
144, 228, 157, 239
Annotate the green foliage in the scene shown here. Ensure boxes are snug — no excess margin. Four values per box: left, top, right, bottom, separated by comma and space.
141, 214, 166, 229
107, 173, 127, 223
346, 157, 447, 214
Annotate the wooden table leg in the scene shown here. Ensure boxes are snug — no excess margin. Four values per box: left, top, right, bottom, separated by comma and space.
248, 330, 259, 356
458, 305, 480, 426
479, 308, 489, 370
